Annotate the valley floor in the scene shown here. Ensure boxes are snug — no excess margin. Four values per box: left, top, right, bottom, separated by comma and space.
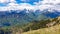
22, 24, 60, 34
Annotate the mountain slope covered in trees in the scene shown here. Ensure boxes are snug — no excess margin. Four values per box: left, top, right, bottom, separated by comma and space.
22, 16, 60, 34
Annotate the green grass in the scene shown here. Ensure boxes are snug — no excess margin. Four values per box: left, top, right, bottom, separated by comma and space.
22, 24, 60, 34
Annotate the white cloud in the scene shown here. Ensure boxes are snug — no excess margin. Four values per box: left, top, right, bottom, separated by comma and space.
0, 0, 16, 3
0, 0, 39, 11
36, 0, 60, 5
0, 0, 60, 12
34, 0, 60, 12
10, 0, 16, 3
0, 3, 39, 11
0, 0, 10, 3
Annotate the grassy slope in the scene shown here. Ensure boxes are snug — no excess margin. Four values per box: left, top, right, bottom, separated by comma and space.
22, 24, 60, 34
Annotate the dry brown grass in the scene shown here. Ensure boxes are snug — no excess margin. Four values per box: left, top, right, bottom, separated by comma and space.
22, 24, 60, 34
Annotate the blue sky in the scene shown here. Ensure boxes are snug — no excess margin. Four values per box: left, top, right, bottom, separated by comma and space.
15, 0, 42, 5
0, 0, 42, 6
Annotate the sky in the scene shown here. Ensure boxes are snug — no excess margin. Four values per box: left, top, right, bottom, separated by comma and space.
0, 0, 60, 12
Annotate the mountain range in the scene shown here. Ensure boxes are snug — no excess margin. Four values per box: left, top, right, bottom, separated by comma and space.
0, 9, 60, 27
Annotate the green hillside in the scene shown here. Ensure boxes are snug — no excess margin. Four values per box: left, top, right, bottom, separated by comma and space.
22, 16, 60, 34
0, 16, 60, 34
22, 24, 60, 34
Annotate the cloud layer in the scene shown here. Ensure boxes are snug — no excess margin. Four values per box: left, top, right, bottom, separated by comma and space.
0, 0, 60, 12
0, 0, 9, 3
